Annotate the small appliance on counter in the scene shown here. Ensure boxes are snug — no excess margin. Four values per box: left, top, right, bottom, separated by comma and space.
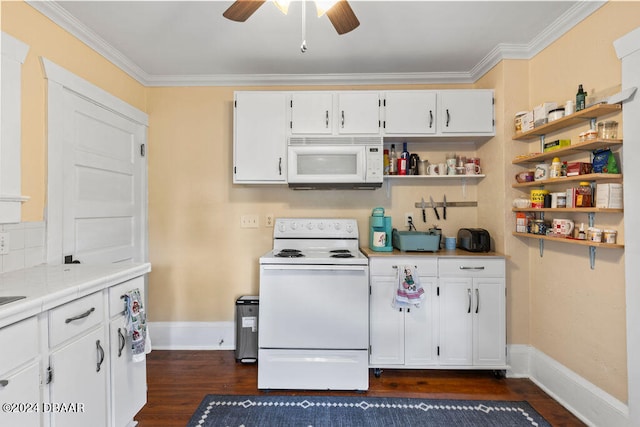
369, 207, 393, 252
457, 228, 491, 252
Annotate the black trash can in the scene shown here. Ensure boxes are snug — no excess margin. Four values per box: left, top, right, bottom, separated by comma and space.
235, 296, 259, 363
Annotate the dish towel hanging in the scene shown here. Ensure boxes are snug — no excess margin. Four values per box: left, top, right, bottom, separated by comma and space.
392, 265, 425, 309
123, 288, 152, 362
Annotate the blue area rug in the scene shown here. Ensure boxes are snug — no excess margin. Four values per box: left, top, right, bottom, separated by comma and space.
187, 394, 552, 426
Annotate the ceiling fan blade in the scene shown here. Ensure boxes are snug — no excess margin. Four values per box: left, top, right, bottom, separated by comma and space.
326, 0, 360, 35
223, 0, 266, 22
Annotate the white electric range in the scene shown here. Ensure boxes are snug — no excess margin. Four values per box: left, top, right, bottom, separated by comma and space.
258, 218, 369, 391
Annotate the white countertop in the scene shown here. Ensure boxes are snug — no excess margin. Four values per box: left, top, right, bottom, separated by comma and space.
0, 263, 151, 328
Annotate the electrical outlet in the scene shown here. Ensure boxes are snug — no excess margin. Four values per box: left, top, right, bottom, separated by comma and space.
265, 214, 274, 228
0, 232, 9, 255
404, 213, 413, 228
240, 215, 259, 228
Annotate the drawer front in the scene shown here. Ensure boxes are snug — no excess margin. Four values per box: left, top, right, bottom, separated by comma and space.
438, 258, 505, 277
49, 291, 104, 347
0, 316, 38, 374
108, 276, 145, 318
369, 258, 438, 277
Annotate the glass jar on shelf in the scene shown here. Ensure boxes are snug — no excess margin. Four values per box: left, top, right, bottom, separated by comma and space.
575, 181, 593, 207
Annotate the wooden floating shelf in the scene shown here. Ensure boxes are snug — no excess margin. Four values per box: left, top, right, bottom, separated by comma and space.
512, 208, 623, 213
512, 232, 624, 249
385, 174, 485, 179
512, 104, 621, 141
511, 173, 622, 188
512, 139, 622, 164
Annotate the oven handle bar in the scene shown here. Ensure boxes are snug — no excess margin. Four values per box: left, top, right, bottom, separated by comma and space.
261, 265, 368, 272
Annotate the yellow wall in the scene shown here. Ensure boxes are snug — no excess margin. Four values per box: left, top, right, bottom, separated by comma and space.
1, 1, 147, 221
4, 0, 639, 403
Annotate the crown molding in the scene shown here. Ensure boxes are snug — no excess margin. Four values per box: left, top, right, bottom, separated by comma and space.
27, 0, 605, 88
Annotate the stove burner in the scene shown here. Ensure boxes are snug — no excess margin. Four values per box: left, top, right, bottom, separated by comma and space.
331, 253, 355, 258
275, 249, 305, 258
330, 249, 352, 254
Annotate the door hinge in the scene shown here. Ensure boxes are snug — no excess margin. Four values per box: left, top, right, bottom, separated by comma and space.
140, 143, 146, 157
233, 166, 236, 175
64, 255, 81, 264
46, 366, 53, 384
383, 99, 386, 107
492, 97, 495, 105
234, 100, 237, 108
290, 121, 292, 129
369, 345, 372, 355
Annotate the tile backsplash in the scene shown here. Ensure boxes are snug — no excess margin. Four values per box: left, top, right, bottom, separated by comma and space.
0, 222, 46, 273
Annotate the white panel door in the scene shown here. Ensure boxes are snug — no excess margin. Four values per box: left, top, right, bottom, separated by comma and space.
438, 277, 473, 365
383, 91, 437, 134
62, 92, 146, 264
337, 92, 380, 134
369, 276, 404, 366
290, 92, 333, 134
404, 277, 439, 366
473, 278, 506, 366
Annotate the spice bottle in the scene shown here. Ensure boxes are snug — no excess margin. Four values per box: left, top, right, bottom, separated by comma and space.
550, 157, 562, 178
575, 181, 592, 207
576, 84, 587, 111
383, 149, 390, 175
389, 144, 397, 175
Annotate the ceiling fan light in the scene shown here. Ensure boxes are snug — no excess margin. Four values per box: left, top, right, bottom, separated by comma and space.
273, 0, 290, 15
315, 0, 339, 17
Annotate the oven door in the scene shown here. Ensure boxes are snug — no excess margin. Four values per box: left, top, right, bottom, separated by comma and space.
287, 145, 366, 184
259, 264, 369, 349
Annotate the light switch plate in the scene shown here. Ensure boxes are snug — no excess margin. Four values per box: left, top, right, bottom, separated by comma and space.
240, 215, 259, 228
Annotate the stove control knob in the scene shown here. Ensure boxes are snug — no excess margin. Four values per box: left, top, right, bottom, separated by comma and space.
290, 221, 297, 230
346, 224, 354, 233
306, 222, 314, 230
334, 222, 342, 230
278, 223, 287, 233
317, 222, 325, 230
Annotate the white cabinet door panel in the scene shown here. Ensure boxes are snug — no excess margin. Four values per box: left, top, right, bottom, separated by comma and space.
337, 92, 380, 135
473, 278, 506, 366
404, 277, 438, 366
290, 92, 333, 134
369, 277, 404, 365
438, 90, 494, 134
438, 277, 473, 365
0, 363, 40, 427
384, 91, 437, 134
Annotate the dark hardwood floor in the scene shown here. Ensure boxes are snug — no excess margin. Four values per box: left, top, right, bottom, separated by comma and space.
135, 350, 586, 426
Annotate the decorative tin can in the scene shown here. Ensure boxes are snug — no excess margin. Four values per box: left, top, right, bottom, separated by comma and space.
530, 189, 549, 208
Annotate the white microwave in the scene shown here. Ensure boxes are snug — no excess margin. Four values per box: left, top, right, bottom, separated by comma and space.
287, 137, 384, 189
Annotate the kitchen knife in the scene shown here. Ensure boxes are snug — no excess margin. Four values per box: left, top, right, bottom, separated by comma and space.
421, 197, 426, 222
443, 194, 447, 220
429, 196, 440, 221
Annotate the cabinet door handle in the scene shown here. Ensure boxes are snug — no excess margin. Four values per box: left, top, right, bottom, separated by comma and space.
0, 379, 8, 388
475, 288, 480, 313
446, 109, 450, 127
429, 110, 433, 128
467, 288, 472, 313
278, 157, 282, 175
118, 328, 126, 357
96, 340, 105, 372
341, 110, 345, 128
65, 307, 95, 324
325, 110, 329, 128
459, 266, 485, 270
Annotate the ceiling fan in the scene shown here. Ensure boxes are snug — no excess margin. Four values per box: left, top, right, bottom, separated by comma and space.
223, 0, 360, 35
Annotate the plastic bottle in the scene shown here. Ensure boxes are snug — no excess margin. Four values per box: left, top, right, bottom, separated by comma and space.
383, 149, 390, 175
389, 144, 398, 175
398, 142, 409, 175
576, 84, 587, 111
550, 157, 562, 178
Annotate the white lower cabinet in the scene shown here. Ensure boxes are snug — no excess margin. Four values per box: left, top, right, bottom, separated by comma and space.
0, 316, 41, 427
48, 326, 108, 427
369, 256, 506, 371
369, 259, 438, 368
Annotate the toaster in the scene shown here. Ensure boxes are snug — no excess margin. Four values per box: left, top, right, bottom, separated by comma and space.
457, 228, 491, 252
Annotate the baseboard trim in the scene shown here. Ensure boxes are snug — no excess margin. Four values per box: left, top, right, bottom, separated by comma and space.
148, 321, 235, 350
149, 323, 629, 426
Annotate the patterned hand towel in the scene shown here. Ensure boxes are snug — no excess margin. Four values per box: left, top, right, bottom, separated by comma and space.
392, 265, 425, 309
124, 288, 151, 362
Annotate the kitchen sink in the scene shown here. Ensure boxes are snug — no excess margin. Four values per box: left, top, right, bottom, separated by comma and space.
0, 296, 26, 306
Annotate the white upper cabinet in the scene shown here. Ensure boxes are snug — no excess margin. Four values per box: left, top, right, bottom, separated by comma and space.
233, 92, 288, 184
437, 89, 495, 134
336, 92, 381, 135
383, 91, 437, 135
290, 91, 380, 135
290, 92, 333, 134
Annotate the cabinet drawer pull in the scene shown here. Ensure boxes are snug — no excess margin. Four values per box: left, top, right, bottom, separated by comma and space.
475, 288, 480, 313
0, 379, 8, 388
96, 340, 105, 372
459, 266, 485, 270
118, 328, 126, 357
467, 288, 472, 313
392, 265, 418, 269
65, 307, 95, 323
278, 157, 282, 175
